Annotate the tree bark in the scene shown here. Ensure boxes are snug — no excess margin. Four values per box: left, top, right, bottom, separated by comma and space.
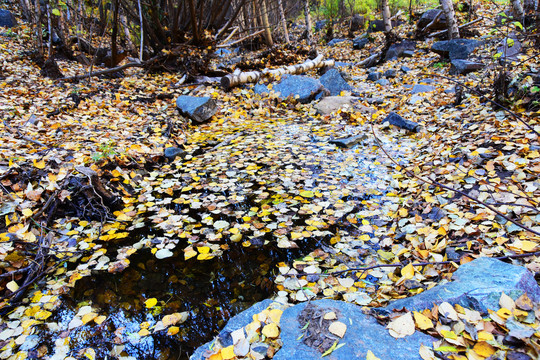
304, 0, 312, 45
382, 0, 392, 32
511, 0, 524, 22
277, 0, 289, 43
260, 0, 274, 46
137, 0, 144, 61
188, 0, 200, 44
440, 0, 459, 39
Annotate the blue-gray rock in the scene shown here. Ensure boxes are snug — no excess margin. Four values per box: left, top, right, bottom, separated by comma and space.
450, 59, 484, 75
497, 36, 522, 62
376, 78, 390, 86
259, 75, 324, 104
367, 72, 382, 81
315, 20, 327, 31
383, 69, 397, 78
386, 258, 540, 314
329, 134, 367, 148
275, 299, 436, 360
401, 65, 412, 73
431, 39, 483, 60
320, 68, 352, 96
383, 112, 420, 132
352, 37, 369, 50
0, 9, 16, 28
411, 84, 435, 94
402, 50, 415, 57
164, 147, 186, 162
350, 14, 365, 32
190, 299, 273, 360
368, 19, 402, 33
420, 78, 435, 84
416, 9, 447, 31
385, 40, 416, 61
408, 94, 424, 105
327, 38, 347, 46
176, 96, 217, 123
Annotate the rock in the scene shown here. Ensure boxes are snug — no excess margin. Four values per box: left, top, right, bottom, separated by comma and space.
367, 72, 382, 81
314, 96, 358, 115
164, 147, 186, 162
255, 75, 324, 104
319, 68, 352, 96
408, 94, 424, 105
352, 37, 369, 50
375, 78, 390, 86
190, 300, 273, 360
401, 65, 411, 73
450, 59, 484, 75
386, 258, 540, 314
0, 9, 17, 28
431, 39, 483, 60
383, 112, 420, 132
368, 19, 401, 33
385, 40, 416, 61
350, 14, 365, 32
329, 134, 367, 148
275, 299, 435, 360
497, 36, 522, 62
315, 20, 327, 31
176, 96, 217, 123
411, 84, 435, 94
416, 9, 447, 31
327, 38, 347, 46
383, 69, 397, 78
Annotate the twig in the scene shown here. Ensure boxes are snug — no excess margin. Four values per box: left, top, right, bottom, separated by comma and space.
3, 120, 47, 148
430, 17, 484, 37
217, 29, 265, 48
59, 62, 145, 81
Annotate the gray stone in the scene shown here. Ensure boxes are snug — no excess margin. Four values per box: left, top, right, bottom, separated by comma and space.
352, 37, 369, 50
497, 36, 522, 61
367, 72, 382, 81
368, 19, 402, 33
402, 50, 415, 57
329, 134, 368, 148
450, 59, 484, 75
275, 299, 436, 360
401, 65, 412, 73
176, 96, 217, 123
314, 96, 358, 115
0, 9, 17, 28
385, 40, 416, 61
383, 112, 420, 132
256, 75, 324, 104
386, 258, 540, 314
319, 68, 352, 96
375, 78, 390, 86
431, 39, 483, 60
164, 147, 186, 162
408, 94, 424, 105
416, 9, 447, 31
315, 20, 327, 31
411, 84, 435, 94
383, 69, 397, 78
327, 38, 347, 46
190, 299, 273, 360
335, 61, 352, 68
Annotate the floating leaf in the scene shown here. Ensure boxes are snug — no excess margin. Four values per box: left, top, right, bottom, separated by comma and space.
145, 298, 158, 309
155, 248, 173, 259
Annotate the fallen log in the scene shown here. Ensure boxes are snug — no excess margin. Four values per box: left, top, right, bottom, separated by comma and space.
221, 54, 335, 89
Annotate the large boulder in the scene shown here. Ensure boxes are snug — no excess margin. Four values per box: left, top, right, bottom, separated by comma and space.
385, 40, 416, 61
352, 37, 369, 50
431, 39, 483, 60
367, 19, 401, 33
314, 96, 358, 115
450, 59, 484, 75
0, 9, 17, 28
416, 9, 447, 31
256, 75, 325, 104
319, 68, 352, 96
386, 257, 540, 313
275, 299, 436, 360
176, 96, 217, 123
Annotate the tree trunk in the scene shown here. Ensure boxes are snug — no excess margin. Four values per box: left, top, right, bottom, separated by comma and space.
260, 0, 273, 46
111, 0, 119, 66
188, 0, 200, 44
440, 0, 459, 39
512, 0, 524, 22
277, 0, 289, 43
382, 0, 392, 32
35, 0, 44, 57
338, 0, 346, 19
304, 0, 312, 45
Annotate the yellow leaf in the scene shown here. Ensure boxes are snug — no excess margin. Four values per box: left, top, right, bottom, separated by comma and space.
6, 280, 19, 292
33, 159, 46, 169
413, 311, 433, 330
291, 232, 302, 240
94, 315, 106, 325
184, 248, 197, 260
221, 345, 235, 360
401, 263, 415, 279
145, 298, 158, 309
366, 350, 381, 360
82, 312, 98, 324
299, 191, 314, 198
167, 326, 179, 335
328, 321, 347, 338
473, 342, 496, 357
22, 208, 33, 217
198, 246, 210, 254
262, 323, 280, 338
440, 330, 457, 340
84, 348, 96, 360
197, 253, 214, 260
477, 331, 493, 341
269, 309, 283, 323
35, 310, 52, 320
517, 240, 537, 252
138, 328, 150, 337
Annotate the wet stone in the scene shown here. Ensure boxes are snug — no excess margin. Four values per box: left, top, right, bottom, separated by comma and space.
367, 72, 382, 81
376, 78, 390, 86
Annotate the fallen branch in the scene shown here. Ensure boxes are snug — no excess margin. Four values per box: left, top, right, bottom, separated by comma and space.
430, 17, 484, 37
59, 61, 145, 81
217, 29, 265, 48
2, 120, 47, 148
221, 53, 335, 89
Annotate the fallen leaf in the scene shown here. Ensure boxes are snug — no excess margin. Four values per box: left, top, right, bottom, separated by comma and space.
387, 312, 415, 338
328, 321, 347, 338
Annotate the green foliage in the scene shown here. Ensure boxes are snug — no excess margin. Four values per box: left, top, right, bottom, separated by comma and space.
91, 141, 118, 162
432, 61, 447, 69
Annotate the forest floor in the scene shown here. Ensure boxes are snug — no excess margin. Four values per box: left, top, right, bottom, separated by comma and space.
1, 3, 540, 360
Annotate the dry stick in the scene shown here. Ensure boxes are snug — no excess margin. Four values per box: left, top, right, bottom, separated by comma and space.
217, 28, 265, 48
423, 72, 540, 137
429, 17, 484, 37
2, 120, 47, 148
59, 62, 145, 81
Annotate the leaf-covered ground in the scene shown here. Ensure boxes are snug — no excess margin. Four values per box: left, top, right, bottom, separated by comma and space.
1, 3, 540, 359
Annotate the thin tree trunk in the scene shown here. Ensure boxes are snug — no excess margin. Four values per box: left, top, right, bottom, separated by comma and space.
382, 0, 392, 32
304, 0, 312, 45
35, 0, 44, 57
440, 0, 459, 39
111, 0, 119, 66
137, 0, 144, 61
46, 4, 53, 58
277, 0, 289, 43
120, 11, 134, 51
188, 0, 200, 43
260, 0, 273, 46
